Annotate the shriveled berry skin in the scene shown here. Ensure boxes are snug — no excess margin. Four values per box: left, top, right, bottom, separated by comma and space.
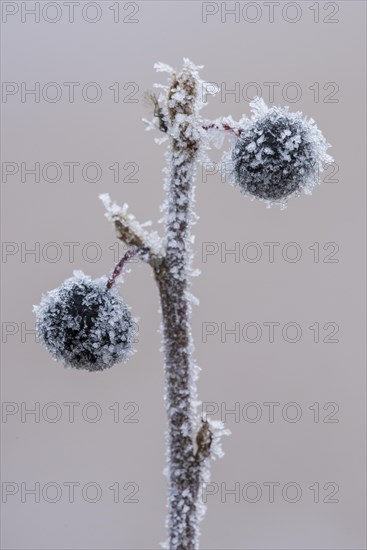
34, 271, 136, 371
231, 101, 332, 204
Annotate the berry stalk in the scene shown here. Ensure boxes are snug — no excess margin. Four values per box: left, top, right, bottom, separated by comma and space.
106, 246, 147, 289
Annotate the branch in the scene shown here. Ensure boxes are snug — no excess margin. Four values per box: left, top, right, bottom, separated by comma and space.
99, 193, 163, 269
202, 118, 244, 137
146, 115, 244, 137
202, 98, 266, 137
155, 57, 205, 550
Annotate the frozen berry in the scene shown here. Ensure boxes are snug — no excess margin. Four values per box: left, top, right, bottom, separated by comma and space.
231, 99, 332, 205
33, 271, 136, 371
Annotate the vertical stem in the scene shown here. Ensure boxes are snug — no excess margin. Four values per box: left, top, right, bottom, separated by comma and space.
156, 268, 198, 550
154, 65, 202, 550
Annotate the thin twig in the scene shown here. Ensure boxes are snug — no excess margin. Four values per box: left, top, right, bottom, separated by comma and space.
106, 247, 147, 289
202, 119, 243, 137
99, 193, 163, 271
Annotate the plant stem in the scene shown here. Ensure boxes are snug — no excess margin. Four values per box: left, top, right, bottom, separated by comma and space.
101, 61, 215, 550
152, 63, 207, 550
155, 266, 198, 550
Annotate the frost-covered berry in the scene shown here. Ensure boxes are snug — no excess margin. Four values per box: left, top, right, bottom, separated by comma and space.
33, 271, 136, 372
231, 98, 332, 205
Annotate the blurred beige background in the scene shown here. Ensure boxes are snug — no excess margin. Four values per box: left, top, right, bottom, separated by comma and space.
1, 1, 366, 549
